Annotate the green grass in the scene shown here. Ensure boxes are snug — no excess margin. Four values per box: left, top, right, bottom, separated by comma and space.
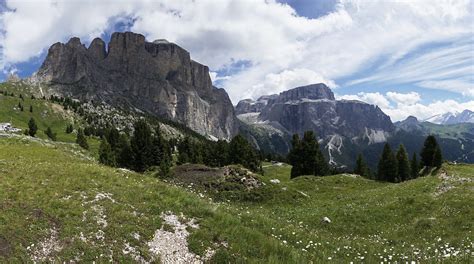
0, 84, 100, 154
1, 137, 473, 263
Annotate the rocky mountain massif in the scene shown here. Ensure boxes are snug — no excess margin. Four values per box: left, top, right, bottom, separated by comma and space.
30, 32, 238, 139
237, 83, 395, 165
424, 109, 474, 125
237, 84, 474, 167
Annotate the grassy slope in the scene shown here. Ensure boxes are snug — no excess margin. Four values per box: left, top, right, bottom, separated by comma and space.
0, 136, 473, 263
0, 83, 100, 153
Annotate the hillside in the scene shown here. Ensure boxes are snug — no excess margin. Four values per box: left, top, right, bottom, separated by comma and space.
1, 135, 473, 262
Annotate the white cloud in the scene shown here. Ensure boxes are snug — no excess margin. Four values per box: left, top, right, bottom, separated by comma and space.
386, 92, 421, 106
235, 68, 338, 100
338, 91, 474, 121
0, 0, 472, 104
339, 92, 391, 109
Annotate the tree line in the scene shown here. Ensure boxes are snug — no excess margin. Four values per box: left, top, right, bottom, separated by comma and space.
286, 130, 444, 183
97, 119, 262, 175
355, 135, 443, 182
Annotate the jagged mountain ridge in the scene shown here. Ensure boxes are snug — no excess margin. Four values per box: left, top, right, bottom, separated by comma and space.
30, 32, 238, 139
237, 83, 395, 166
424, 109, 474, 125
238, 84, 474, 167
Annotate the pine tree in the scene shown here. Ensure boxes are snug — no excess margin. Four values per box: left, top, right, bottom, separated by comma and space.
130, 119, 153, 172
45, 127, 57, 141
420, 135, 438, 167
76, 128, 89, 150
354, 153, 369, 177
396, 144, 411, 182
106, 127, 120, 150
66, 124, 74, 134
228, 134, 261, 172
29, 105, 33, 113
410, 152, 419, 179
433, 146, 443, 168
377, 143, 398, 182
116, 134, 133, 169
288, 134, 303, 178
28, 118, 38, 137
99, 138, 116, 166
150, 126, 170, 167
288, 131, 328, 178
177, 136, 192, 164
215, 140, 230, 167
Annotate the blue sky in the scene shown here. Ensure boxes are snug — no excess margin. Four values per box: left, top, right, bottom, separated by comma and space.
0, 0, 473, 121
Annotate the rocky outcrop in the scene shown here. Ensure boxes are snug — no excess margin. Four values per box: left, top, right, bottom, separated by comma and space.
237, 83, 395, 166
258, 84, 394, 138
34, 32, 238, 139
235, 94, 278, 115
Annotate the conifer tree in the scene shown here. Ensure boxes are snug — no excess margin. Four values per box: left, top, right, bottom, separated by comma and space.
215, 140, 230, 167
130, 119, 153, 172
354, 153, 369, 177
228, 134, 261, 172
106, 127, 120, 150
45, 127, 56, 141
396, 144, 411, 182
99, 138, 116, 166
420, 135, 438, 167
288, 131, 328, 178
28, 118, 37, 137
76, 128, 89, 150
288, 134, 304, 178
116, 134, 133, 169
177, 136, 193, 165
410, 152, 419, 179
377, 143, 398, 182
66, 124, 74, 134
433, 146, 443, 168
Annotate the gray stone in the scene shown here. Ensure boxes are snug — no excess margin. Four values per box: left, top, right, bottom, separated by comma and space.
35, 32, 238, 139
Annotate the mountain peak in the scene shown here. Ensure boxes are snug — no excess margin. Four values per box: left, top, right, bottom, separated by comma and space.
33, 31, 238, 139
278, 83, 335, 102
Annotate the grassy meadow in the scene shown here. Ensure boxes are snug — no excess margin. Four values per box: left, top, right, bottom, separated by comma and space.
0, 135, 472, 263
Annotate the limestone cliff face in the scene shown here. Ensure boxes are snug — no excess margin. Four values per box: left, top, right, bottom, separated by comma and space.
234, 95, 278, 115
236, 83, 396, 166
258, 84, 394, 138
35, 32, 238, 139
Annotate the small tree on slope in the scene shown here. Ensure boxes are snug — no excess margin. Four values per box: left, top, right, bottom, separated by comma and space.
28, 118, 38, 137
420, 135, 439, 167
377, 143, 398, 182
76, 128, 89, 150
410, 152, 420, 179
396, 144, 411, 182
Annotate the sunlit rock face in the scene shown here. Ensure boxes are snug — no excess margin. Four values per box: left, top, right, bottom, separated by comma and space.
35, 32, 238, 139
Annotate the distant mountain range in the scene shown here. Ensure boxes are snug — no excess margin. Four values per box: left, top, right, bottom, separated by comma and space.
424, 110, 474, 125
237, 85, 474, 167
11, 31, 473, 168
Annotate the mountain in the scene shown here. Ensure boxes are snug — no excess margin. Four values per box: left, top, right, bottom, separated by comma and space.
393, 116, 474, 164
424, 109, 474, 125
29, 32, 238, 139
235, 94, 278, 115
237, 83, 395, 165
